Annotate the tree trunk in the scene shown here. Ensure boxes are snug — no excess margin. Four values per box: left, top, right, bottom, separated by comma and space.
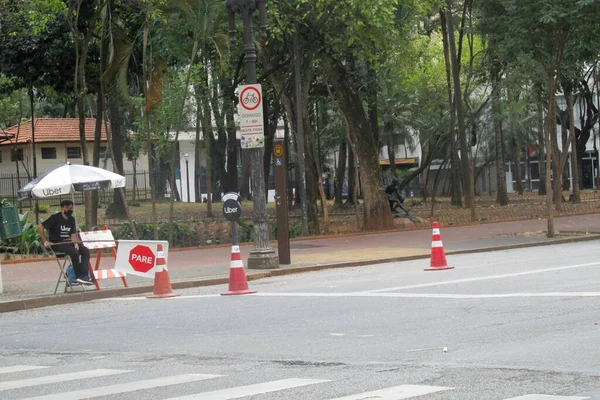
513, 141, 523, 195
450, 142, 462, 205
440, 10, 461, 207
209, 74, 228, 200
545, 71, 555, 237
367, 63, 379, 145
168, 33, 200, 244
71, 0, 103, 228
225, 109, 238, 193
386, 128, 397, 178
537, 102, 547, 195
445, 2, 475, 219
141, 10, 158, 239
334, 141, 347, 206
262, 97, 274, 204
299, 85, 320, 235
284, 119, 294, 210
553, 106, 574, 211
240, 151, 251, 199
107, 98, 127, 219
420, 144, 430, 200
346, 149, 356, 205
320, 52, 393, 230
491, 55, 508, 205
567, 91, 580, 203
199, 78, 213, 217
194, 108, 201, 203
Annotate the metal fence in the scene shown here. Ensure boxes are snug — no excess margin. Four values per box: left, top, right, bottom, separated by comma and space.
0, 170, 175, 207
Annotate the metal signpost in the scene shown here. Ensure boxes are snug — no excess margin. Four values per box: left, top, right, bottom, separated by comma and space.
273, 139, 290, 264
226, 0, 278, 270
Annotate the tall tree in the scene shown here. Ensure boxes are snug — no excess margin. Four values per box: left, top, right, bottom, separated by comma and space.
443, 0, 475, 219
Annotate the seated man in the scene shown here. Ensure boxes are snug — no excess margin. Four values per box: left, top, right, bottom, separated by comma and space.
37, 200, 93, 285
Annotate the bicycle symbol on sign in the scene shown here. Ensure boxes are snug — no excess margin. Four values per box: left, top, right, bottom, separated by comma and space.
243, 91, 259, 105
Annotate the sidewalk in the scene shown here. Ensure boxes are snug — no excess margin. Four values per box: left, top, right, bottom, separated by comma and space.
2, 213, 600, 312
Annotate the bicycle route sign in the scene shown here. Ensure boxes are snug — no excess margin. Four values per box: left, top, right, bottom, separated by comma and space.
238, 84, 264, 149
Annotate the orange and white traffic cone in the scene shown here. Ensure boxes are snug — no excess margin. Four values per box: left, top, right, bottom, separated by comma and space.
425, 221, 454, 271
222, 245, 256, 295
147, 244, 180, 298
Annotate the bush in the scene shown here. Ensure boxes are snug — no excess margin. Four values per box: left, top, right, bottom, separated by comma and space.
237, 219, 254, 243
38, 204, 49, 214
2, 211, 48, 255
112, 220, 198, 248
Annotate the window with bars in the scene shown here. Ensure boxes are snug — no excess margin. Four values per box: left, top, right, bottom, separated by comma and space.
41, 147, 57, 159
67, 147, 81, 159
11, 148, 23, 162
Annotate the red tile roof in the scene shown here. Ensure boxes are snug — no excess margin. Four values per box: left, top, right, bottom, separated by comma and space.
0, 118, 108, 145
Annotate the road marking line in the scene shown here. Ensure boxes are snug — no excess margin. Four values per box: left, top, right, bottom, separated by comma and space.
22, 374, 223, 400
407, 347, 448, 353
365, 262, 600, 293
328, 384, 452, 399
502, 395, 590, 400
0, 366, 48, 375
0, 369, 130, 391
164, 378, 330, 400
109, 291, 600, 301
254, 292, 600, 299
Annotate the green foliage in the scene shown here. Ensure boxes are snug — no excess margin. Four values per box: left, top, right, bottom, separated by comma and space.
37, 204, 49, 214
1, 211, 47, 255
112, 220, 197, 248
236, 219, 254, 243
271, 220, 304, 240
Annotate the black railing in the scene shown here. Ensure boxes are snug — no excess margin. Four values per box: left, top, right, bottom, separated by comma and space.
0, 170, 164, 207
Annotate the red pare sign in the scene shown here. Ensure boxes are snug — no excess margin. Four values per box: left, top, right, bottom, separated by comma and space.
129, 245, 155, 273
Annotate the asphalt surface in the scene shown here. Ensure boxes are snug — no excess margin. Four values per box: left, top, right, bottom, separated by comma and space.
2, 213, 600, 313
0, 241, 599, 399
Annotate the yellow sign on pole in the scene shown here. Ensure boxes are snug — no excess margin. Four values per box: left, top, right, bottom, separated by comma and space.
274, 144, 283, 157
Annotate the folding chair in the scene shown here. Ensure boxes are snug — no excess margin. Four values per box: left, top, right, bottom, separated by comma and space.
53, 251, 87, 294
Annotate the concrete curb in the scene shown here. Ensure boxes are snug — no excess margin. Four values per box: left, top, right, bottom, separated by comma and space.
2, 233, 600, 314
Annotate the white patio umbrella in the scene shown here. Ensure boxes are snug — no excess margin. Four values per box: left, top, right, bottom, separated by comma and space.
17, 163, 126, 200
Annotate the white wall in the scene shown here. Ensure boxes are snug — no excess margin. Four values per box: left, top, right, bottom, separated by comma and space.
0, 142, 149, 175
178, 136, 198, 202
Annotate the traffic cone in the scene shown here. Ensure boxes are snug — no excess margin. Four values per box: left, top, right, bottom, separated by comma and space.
222, 245, 256, 295
147, 244, 180, 298
425, 221, 454, 271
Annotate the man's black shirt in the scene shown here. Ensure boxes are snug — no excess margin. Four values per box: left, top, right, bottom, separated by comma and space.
42, 212, 76, 243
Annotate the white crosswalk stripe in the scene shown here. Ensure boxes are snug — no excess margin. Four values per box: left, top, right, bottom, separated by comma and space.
502, 395, 590, 400
21, 374, 223, 400
164, 378, 331, 400
328, 384, 452, 399
0, 366, 48, 375
0, 369, 130, 391
0, 365, 592, 400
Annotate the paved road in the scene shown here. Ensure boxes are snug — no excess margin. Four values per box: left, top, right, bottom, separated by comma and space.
4, 213, 600, 305
1, 241, 599, 399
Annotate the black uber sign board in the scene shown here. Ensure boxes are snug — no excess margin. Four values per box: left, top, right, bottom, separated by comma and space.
222, 192, 242, 222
